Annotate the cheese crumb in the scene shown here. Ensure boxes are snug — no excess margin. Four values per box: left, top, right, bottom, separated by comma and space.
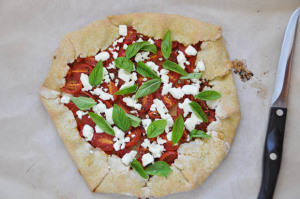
185, 45, 197, 56
177, 51, 187, 69
95, 52, 110, 61
142, 153, 154, 167
119, 25, 127, 36
185, 113, 203, 132
80, 73, 93, 91
60, 96, 70, 104
195, 59, 206, 72
76, 110, 87, 119
135, 51, 150, 62
82, 125, 94, 141
95, 125, 103, 133
122, 151, 137, 165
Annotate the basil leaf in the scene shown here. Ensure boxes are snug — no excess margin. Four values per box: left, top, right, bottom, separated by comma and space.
190, 129, 211, 139
126, 114, 142, 128
140, 44, 157, 54
134, 79, 161, 99
136, 61, 160, 79
145, 161, 171, 177
172, 115, 185, 144
126, 41, 150, 58
130, 159, 148, 179
114, 85, 137, 95
161, 30, 172, 59
189, 101, 208, 123
70, 96, 96, 110
112, 104, 130, 131
88, 112, 115, 136
162, 60, 188, 76
114, 57, 134, 72
194, 90, 221, 101
147, 119, 167, 138
89, 60, 103, 86
180, 73, 202, 80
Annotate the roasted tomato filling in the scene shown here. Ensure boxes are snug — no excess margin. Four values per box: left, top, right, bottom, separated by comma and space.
61, 26, 216, 168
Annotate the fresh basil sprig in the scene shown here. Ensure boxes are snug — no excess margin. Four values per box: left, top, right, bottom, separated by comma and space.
89, 60, 103, 86
70, 96, 96, 110
189, 101, 208, 123
145, 161, 171, 177
161, 30, 172, 59
147, 119, 167, 138
140, 44, 157, 54
134, 79, 161, 99
114, 85, 137, 95
126, 114, 142, 127
126, 41, 150, 58
136, 61, 160, 79
114, 57, 134, 72
195, 90, 221, 101
172, 115, 185, 144
190, 129, 211, 139
130, 159, 148, 179
162, 60, 188, 76
180, 73, 202, 80
88, 112, 115, 136
112, 104, 130, 131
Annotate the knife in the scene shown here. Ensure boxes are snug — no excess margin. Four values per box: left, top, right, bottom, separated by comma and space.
258, 7, 300, 199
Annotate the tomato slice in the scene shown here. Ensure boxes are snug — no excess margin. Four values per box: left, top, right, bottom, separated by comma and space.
64, 101, 79, 114
90, 133, 114, 152
148, 111, 161, 119
155, 39, 162, 48
186, 56, 196, 73
115, 100, 131, 113
71, 64, 93, 78
159, 151, 178, 164
118, 46, 126, 57
180, 130, 189, 143
168, 71, 180, 84
124, 27, 136, 44
108, 82, 118, 102
84, 57, 98, 67
139, 93, 153, 113
125, 128, 141, 148
162, 94, 176, 108
164, 141, 179, 151
81, 114, 96, 128
65, 68, 72, 79
138, 146, 149, 156
115, 148, 131, 158
204, 109, 216, 123
172, 41, 178, 49
62, 76, 82, 94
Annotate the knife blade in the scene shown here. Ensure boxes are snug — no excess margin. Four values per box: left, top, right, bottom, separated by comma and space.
258, 7, 300, 199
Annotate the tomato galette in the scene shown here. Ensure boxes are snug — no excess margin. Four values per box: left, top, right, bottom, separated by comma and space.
40, 13, 240, 197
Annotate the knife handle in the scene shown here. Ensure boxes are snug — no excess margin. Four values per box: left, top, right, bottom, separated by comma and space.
258, 107, 287, 199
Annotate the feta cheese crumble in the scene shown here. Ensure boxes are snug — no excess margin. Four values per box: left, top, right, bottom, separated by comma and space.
95, 52, 110, 61
82, 125, 94, 141
123, 96, 142, 110
113, 126, 130, 151
194, 59, 206, 72
119, 25, 127, 36
177, 51, 187, 69
135, 51, 150, 62
76, 110, 87, 119
60, 95, 70, 104
185, 45, 197, 56
122, 150, 137, 165
80, 73, 93, 91
142, 153, 154, 167
91, 87, 113, 101
185, 113, 203, 132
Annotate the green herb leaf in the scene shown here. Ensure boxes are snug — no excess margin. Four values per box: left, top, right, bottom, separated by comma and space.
140, 44, 157, 54
161, 30, 172, 59
194, 90, 221, 101
172, 115, 185, 144
89, 60, 103, 86
70, 96, 96, 110
134, 79, 161, 99
189, 101, 208, 123
147, 119, 167, 138
114, 57, 134, 72
126, 41, 150, 58
180, 72, 202, 80
145, 161, 171, 177
126, 114, 142, 127
114, 85, 137, 95
136, 61, 160, 79
162, 60, 188, 76
130, 159, 148, 179
190, 129, 211, 139
112, 104, 130, 131
88, 112, 115, 136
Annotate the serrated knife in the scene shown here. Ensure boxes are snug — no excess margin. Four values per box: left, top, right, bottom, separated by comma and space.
258, 7, 300, 199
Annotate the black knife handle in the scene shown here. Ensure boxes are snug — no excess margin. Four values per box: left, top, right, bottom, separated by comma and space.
258, 107, 287, 199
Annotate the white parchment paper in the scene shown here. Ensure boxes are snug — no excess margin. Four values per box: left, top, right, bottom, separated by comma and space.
0, 0, 299, 198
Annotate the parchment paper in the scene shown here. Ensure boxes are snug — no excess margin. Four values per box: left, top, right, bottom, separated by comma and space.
0, 0, 299, 198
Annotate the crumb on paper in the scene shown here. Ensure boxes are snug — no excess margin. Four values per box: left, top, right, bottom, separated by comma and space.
232, 59, 253, 82
251, 82, 267, 99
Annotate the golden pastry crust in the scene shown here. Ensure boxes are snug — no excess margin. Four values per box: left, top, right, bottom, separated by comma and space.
40, 13, 240, 197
